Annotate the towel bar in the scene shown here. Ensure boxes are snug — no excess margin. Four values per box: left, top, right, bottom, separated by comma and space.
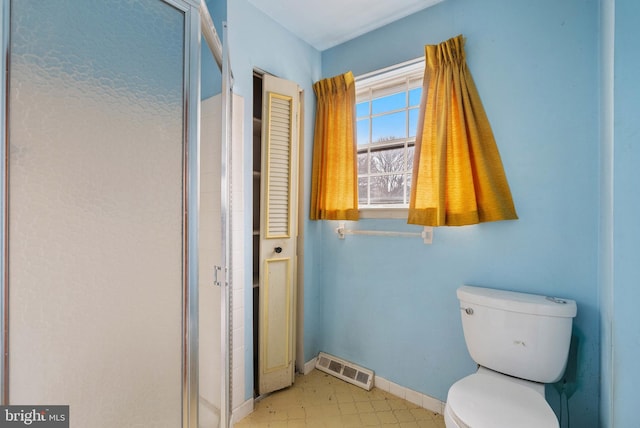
335, 222, 433, 244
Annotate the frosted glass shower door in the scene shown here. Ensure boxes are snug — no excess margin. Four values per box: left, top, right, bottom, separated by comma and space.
4, 0, 199, 426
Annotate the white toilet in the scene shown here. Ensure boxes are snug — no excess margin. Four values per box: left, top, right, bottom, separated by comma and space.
444, 285, 577, 428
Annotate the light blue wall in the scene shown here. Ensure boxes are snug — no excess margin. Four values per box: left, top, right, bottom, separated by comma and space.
320, 0, 600, 425
226, 0, 322, 400
611, 0, 640, 426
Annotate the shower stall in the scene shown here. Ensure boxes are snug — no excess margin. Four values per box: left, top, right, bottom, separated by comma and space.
0, 0, 234, 426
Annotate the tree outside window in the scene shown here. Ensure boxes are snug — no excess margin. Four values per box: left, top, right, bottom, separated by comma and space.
356, 80, 421, 208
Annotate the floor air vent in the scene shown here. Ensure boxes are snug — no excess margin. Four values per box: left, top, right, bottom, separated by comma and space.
315, 352, 374, 391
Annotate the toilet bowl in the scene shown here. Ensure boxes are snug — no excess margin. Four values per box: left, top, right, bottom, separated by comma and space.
445, 285, 577, 428
444, 367, 558, 428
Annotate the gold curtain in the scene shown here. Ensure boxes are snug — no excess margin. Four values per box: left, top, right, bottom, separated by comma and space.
408, 35, 518, 226
310, 71, 359, 220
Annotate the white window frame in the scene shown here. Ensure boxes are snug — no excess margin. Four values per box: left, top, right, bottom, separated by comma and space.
355, 58, 425, 219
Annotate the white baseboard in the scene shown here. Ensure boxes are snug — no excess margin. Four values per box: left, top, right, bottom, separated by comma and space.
374, 375, 445, 415
303, 356, 317, 375
230, 397, 253, 427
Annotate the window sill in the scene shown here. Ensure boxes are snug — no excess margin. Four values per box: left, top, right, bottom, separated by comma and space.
358, 208, 408, 219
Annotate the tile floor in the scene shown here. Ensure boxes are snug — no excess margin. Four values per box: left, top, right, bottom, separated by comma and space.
234, 370, 446, 427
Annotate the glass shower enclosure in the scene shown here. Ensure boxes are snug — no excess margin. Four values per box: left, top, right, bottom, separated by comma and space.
1, 0, 230, 426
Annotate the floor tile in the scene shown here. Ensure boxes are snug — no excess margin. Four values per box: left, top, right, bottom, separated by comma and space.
233, 370, 445, 428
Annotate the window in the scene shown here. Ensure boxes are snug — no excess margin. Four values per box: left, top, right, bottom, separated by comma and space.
355, 59, 424, 215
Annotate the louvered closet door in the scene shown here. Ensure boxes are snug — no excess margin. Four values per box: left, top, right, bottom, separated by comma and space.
258, 75, 299, 395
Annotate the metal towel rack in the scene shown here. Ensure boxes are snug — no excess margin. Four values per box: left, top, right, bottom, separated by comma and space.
335, 222, 433, 244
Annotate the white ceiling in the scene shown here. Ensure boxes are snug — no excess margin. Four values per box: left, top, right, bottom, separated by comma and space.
247, 0, 444, 51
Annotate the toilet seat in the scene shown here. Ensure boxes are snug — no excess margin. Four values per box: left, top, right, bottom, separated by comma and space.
446, 370, 559, 428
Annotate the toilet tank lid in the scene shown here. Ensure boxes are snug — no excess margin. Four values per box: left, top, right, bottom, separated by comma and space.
457, 285, 577, 318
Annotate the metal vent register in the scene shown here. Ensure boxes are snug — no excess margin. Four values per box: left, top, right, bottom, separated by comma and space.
315, 352, 374, 390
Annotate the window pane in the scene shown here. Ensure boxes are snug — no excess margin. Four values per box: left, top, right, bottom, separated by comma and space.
409, 108, 419, 138
358, 177, 369, 204
404, 173, 412, 204
409, 88, 422, 107
371, 111, 406, 143
372, 92, 405, 115
370, 146, 405, 174
356, 101, 370, 118
370, 173, 405, 204
357, 151, 368, 174
354, 64, 424, 209
357, 118, 370, 145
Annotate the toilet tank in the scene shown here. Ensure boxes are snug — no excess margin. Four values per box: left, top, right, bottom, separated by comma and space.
457, 285, 577, 384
